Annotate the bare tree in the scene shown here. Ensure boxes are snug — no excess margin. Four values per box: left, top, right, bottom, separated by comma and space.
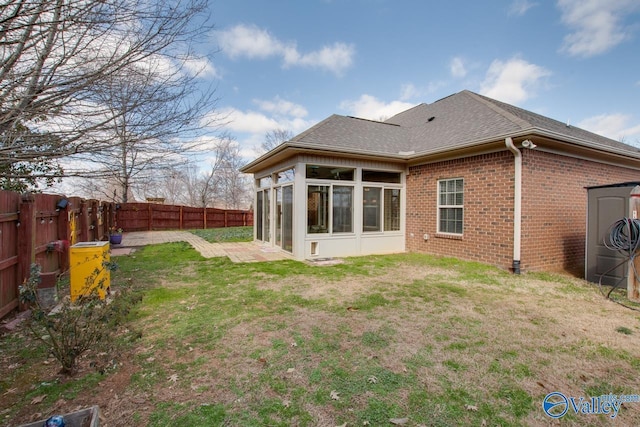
142, 168, 188, 205
195, 135, 236, 208
0, 0, 217, 189
78, 56, 218, 202
258, 128, 293, 155
216, 142, 251, 209
162, 135, 250, 208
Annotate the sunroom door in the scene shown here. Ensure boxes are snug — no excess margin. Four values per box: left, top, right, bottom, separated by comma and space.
263, 189, 270, 243
276, 187, 282, 247
282, 185, 293, 252
275, 185, 293, 252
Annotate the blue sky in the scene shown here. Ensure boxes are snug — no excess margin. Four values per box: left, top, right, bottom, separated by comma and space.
202, 0, 640, 160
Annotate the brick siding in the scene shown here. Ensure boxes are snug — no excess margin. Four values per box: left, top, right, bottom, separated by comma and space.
406, 149, 639, 275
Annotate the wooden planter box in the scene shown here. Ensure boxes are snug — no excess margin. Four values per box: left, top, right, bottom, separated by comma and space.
18, 406, 99, 427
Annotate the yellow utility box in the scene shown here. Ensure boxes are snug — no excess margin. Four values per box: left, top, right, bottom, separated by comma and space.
69, 241, 110, 301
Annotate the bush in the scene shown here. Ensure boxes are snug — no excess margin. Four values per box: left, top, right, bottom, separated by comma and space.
19, 263, 134, 375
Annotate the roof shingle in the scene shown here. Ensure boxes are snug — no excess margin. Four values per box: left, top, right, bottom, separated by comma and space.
282, 90, 640, 159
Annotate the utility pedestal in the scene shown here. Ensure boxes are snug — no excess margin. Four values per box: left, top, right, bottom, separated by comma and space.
69, 241, 110, 302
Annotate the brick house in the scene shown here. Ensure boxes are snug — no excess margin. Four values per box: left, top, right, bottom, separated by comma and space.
240, 90, 640, 275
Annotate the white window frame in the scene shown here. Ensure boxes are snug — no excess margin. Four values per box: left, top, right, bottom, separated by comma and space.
361, 184, 403, 233
437, 178, 464, 235
306, 183, 355, 235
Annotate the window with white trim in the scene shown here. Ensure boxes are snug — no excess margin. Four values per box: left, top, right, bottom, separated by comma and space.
307, 184, 354, 234
438, 178, 463, 235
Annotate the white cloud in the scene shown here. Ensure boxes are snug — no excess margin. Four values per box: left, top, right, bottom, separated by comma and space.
291, 42, 355, 76
509, 0, 538, 16
216, 24, 285, 59
578, 113, 640, 142
215, 104, 315, 161
253, 97, 308, 118
400, 84, 419, 101
557, 0, 639, 57
216, 24, 355, 75
339, 95, 415, 121
217, 105, 313, 140
219, 107, 282, 134
399, 82, 445, 101
479, 57, 551, 104
450, 57, 467, 78
182, 57, 219, 78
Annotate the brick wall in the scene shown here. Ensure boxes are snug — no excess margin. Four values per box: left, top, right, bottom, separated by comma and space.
521, 149, 639, 274
406, 149, 640, 275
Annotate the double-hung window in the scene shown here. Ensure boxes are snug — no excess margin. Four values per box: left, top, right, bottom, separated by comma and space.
438, 178, 463, 235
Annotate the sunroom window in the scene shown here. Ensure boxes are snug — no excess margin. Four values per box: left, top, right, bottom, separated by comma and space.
384, 188, 401, 231
306, 165, 354, 180
307, 185, 329, 233
332, 186, 353, 233
362, 187, 381, 232
307, 185, 354, 234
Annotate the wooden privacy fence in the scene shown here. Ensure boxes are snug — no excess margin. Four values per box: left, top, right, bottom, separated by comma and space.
116, 203, 253, 231
0, 191, 253, 319
0, 191, 116, 319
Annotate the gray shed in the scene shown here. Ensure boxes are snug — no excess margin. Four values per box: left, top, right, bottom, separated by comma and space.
585, 182, 640, 286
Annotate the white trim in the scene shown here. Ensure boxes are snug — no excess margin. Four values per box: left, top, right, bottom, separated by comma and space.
436, 177, 464, 235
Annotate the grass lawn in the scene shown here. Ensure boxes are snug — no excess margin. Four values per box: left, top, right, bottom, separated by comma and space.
2, 237, 640, 426
191, 226, 253, 243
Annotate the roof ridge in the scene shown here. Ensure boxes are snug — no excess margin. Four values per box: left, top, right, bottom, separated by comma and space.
462, 90, 532, 131
384, 103, 426, 122
348, 116, 401, 127
291, 114, 342, 142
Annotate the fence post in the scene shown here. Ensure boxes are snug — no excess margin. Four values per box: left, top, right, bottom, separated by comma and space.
78, 199, 89, 241
224, 210, 228, 228
17, 193, 36, 288
57, 199, 71, 272
91, 200, 98, 240
179, 206, 183, 230
109, 203, 116, 233
148, 203, 152, 230
203, 207, 207, 229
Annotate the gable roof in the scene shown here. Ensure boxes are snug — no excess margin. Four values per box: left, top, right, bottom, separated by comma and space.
241, 90, 640, 173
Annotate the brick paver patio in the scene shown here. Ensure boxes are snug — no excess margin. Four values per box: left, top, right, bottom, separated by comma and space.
111, 231, 293, 263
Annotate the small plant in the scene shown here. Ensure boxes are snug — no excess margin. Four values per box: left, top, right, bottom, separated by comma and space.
109, 226, 123, 235
19, 263, 128, 375
616, 326, 633, 335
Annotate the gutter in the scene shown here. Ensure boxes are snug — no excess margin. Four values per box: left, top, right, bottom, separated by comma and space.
505, 137, 521, 274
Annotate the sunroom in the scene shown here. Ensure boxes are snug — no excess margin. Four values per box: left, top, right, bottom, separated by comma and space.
251, 156, 406, 261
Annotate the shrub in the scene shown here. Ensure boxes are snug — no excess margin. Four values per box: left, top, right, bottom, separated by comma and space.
19, 262, 132, 375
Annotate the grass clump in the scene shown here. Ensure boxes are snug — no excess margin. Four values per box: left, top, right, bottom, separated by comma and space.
616, 326, 633, 335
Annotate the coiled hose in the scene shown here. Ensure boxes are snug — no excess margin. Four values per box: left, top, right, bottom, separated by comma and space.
604, 218, 640, 255
600, 218, 640, 309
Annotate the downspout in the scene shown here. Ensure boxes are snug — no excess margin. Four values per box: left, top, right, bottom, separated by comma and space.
505, 137, 521, 274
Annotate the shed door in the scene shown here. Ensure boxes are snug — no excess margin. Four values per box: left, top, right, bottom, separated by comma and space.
586, 188, 629, 285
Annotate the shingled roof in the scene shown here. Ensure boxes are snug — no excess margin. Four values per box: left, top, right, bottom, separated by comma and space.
242, 90, 640, 172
